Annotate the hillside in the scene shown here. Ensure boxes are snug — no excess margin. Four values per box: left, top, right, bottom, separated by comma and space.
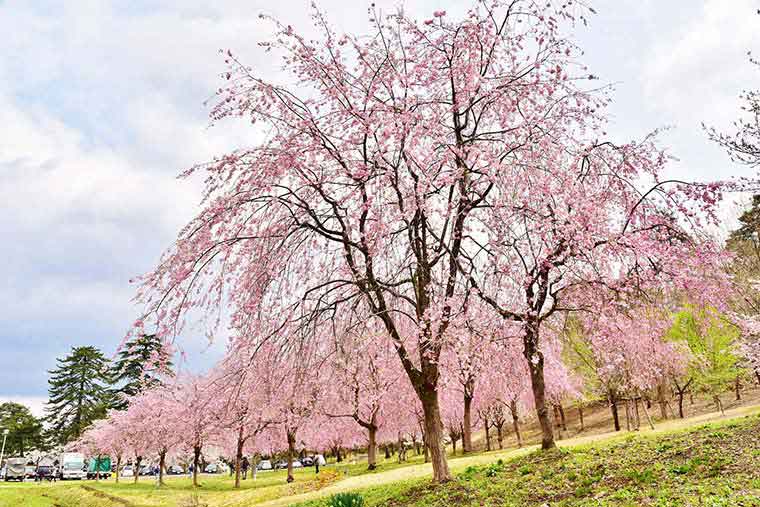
296, 410, 760, 507
5, 403, 760, 507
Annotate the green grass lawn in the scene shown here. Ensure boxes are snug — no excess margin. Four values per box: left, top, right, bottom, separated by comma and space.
4, 407, 760, 507
0, 468, 332, 507
295, 414, 760, 507
0, 454, 430, 507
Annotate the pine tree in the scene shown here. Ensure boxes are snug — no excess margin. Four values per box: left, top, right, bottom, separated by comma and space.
0, 402, 47, 456
111, 334, 172, 410
45, 346, 114, 445
728, 195, 760, 249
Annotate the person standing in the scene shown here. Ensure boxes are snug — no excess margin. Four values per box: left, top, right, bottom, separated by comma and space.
241, 457, 249, 480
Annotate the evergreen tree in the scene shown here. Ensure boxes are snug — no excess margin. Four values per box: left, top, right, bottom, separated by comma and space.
728, 195, 760, 251
0, 402, 47, 456
45, 346, 114, 445
111, 334, 172, 410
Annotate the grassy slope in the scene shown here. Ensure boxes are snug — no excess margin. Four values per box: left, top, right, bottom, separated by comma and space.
4, 403, 760, 507
288, 404, 760, 507
348, 413, 760, 507
275, 403, 760, 507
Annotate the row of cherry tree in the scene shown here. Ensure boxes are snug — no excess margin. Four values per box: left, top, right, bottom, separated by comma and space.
90, 0, 759, 484
72, 297, 759, 488
70, 324, 563, 485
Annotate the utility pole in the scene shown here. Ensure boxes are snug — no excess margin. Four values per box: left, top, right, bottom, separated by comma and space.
0, 428, 9, 473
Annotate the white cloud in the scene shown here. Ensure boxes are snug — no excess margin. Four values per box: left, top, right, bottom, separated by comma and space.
642, 0, 757, 127
0, 0, 756, 399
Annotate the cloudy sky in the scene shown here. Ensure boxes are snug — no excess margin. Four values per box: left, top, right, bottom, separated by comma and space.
0, 0, 757, 416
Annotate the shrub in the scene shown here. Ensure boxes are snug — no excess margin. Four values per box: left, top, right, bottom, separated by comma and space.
485, 460, 505, 478
329, 492, 364, 507
460, 465, 481, 480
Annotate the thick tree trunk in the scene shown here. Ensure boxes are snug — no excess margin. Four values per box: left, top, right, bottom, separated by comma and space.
115, 456, 121, 484
158, 451, 166, 487
234, 430, 244, 489
497, 424, 504, 450
450, 435, 457, 455
193, 445, 201, 487
419, 391, 452, 482
484, 417, 491, 451
384, 445, 390, 460
735, 376, 742, 401
524, 323, 555, 450
552, 404, 563, 439
578, 402, 584, 432
642, 399, 655, 430
657, 383, 668, 419
633, 398, 641, 431
134, 456, 142, 484
509, 400, 522, 447
286, 431, 296, 483
713, 395, 725, 415
677, 392, 685, 419
367, 425, 378, 470
609, 393, 621, 432
462, 392, 473, 453
624, 399, 631, 431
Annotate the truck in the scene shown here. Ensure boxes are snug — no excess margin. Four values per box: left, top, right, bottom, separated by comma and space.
4, 458, 26, 481
86, 456, 112, 479
57, 452, 86, 480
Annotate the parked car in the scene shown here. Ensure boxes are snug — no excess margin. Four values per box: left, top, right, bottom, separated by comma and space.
35, 465, 56, 482
34, 465, 57, 481
121, 465, 134, 478
301, 457, 314, 467
4, 458, 26, 481
274, 460, 302, 470
24, 465, 37, 479
57, 453, 86, 480
139, 465, 157, 476
87, 456, 112, 479
204, 463, 219, 474
166, 465, 184, 475
35, 465, 57, 481
256, 460, 272, 471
